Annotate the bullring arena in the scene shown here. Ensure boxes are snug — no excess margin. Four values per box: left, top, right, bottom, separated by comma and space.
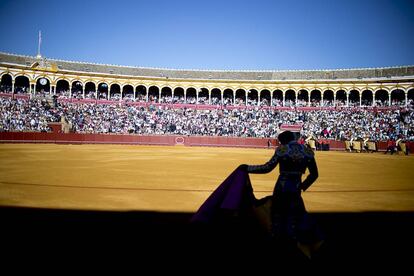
0, 144, 413, 213
1, 52, 414, 268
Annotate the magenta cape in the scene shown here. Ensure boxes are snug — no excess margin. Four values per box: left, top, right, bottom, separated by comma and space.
191, 167, 255, 224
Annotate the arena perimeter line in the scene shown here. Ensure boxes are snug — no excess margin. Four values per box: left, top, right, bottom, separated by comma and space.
1, 180, 413, 193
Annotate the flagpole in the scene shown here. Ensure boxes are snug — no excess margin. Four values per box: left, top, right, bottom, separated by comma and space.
37, 30, 42, 58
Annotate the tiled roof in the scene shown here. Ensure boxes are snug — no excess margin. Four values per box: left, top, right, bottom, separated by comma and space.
1, 52, 413, 80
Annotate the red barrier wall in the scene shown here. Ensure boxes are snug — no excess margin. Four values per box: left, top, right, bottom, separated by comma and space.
0, 132, 278, 148
47, 123, 62, 134
1, 132, 413, 152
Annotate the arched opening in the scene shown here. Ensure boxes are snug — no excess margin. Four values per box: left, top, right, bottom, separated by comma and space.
98, 83, 108, 99
272, 89, 283, 106
336, 90, 346, 106
85, 82, 96, 99
260, 89, 271, 106
390, 89, 405, 106
323, 90, 334, 106
14, 76, 30, 94
198, 88, 209, 104
310, 90, 321, 106
210, 88, 221, 105
186, 88, 197, 104
297, 89, 308, 106
160, 87, 172, 103
235, 89, 246, 105
0, 74, 12, 92
223, 89, 233, 105
110, 84, 121, 100
72, 81, 83, 99
135, 85, 147, 101
361, 90, 373, 106
247, 89, 258, 106
148, 86, 159, 102
285, 90, 296, 106
122, 85, 134, 101
375, 89, 388, 106
56, 79, 69, 97
408, 88, 414, 106
349, 90, 360, 106
36, 77, 50, 95
173, 87, 184, 103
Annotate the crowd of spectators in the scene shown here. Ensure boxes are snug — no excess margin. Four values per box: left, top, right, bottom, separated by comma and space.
0, 95, 413, 142
0, 97, 53, 132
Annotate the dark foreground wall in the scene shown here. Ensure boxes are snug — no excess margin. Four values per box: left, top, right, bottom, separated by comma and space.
1, 206, 413, 272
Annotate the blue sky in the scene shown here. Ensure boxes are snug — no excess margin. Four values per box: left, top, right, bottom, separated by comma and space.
0, 0, 413, 70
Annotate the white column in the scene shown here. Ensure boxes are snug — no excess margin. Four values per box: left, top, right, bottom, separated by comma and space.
345, 91, 349, 107
359, 92, 362, 107
388, 92, 391, 106
282, 91, 285, 106
372, 92, 375, 107
29, 84, 34, 99
321, 91, 324, 107
405, 92, 408, 107
11, 79, 15, 94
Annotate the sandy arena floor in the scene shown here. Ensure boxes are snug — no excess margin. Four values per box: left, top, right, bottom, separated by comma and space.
0, 143, 413, 212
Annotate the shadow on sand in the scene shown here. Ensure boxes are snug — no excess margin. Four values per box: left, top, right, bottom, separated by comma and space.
1, 206, 413, 271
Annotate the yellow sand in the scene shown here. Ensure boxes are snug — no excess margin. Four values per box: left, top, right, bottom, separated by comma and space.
0, 144, 413, 212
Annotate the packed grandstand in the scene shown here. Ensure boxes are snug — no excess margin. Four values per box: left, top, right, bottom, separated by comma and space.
0, 52, 413, 143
